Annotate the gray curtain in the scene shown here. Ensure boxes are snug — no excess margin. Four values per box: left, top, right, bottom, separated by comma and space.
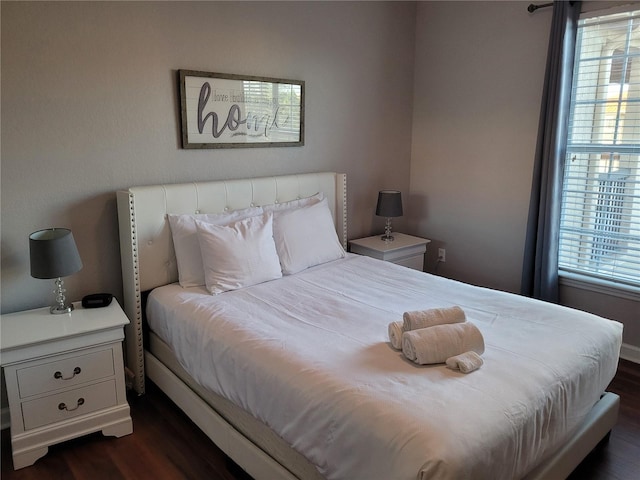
521, 1, 581, 302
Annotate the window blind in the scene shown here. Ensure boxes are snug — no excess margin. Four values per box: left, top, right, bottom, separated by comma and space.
559, 9, 640, 288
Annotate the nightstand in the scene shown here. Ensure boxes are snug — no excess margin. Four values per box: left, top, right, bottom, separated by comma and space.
0, 300, 133, 469
349, 233, 431, 271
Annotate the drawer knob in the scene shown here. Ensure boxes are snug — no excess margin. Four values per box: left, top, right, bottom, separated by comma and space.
54, 367, 81, 380
58, 398, 85, 412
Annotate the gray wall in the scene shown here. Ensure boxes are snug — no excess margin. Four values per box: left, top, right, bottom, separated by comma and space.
409, 1, 639, 352
410, 0, 548, 292
1, 1, 416, 314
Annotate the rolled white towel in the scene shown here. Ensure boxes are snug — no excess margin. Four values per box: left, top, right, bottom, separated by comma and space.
446, 351, 484, 373
402, 306, 466, 332
402, 322, 484, 365
388, 321, 404, 350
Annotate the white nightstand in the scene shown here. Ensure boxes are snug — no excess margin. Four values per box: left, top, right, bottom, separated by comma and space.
0, 300, 133, 469
349, 233, 431, 271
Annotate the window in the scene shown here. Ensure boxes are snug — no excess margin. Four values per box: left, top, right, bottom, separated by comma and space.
559, 9, 640, 289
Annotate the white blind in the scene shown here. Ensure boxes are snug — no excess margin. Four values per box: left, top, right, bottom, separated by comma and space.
559, 9, 640, 288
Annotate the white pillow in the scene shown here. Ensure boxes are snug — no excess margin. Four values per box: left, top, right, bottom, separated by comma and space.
262, 192, 324, 213
195, 213, 282, 294
168, 206, 263, 287
272, 198, 346, 275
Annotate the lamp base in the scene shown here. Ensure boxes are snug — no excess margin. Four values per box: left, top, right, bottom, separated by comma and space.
380, 217, 395, 242
50, 303, 74, 314
49, 277, 73, 314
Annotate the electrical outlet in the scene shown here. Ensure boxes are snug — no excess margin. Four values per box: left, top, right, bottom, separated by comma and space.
438, 248, 446, 262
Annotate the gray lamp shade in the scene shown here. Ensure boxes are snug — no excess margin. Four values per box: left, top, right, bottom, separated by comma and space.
29, 228, 83, 279
376, 190, 403, 218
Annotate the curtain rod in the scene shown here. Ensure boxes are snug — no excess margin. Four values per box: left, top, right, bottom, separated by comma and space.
528, 2, 554, 13
528, 1, 577, 13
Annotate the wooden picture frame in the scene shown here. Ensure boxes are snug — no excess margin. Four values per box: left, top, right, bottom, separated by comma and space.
178, 70, 305, 149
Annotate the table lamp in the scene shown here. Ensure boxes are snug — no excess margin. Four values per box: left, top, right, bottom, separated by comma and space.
376, 190, 403, 242
29, 228, 83, 314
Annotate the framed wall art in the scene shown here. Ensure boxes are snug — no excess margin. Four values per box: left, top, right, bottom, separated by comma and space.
178, 70, 305, 149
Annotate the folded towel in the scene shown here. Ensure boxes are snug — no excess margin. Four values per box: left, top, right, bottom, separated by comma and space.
446, 351, 484, 373
402, 306, 466, 332
402, 322, 484, 365
388, 321, 404, 350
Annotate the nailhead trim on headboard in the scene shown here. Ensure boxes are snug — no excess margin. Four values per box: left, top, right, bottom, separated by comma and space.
341, 173, 348, 248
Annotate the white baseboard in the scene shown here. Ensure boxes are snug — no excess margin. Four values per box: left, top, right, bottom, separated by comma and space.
621, 343, 640, 364
1, 406, 9, 430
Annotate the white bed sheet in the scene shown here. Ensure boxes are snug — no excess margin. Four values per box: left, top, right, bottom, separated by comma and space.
146, 255, 622, 480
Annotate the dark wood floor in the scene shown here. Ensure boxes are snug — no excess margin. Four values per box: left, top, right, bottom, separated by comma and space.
2, 359, 639, 479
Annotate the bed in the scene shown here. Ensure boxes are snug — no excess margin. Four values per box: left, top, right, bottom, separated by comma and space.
116, 171, 622, 480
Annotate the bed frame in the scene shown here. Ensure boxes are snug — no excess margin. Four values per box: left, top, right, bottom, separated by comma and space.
116, 171, 619, 480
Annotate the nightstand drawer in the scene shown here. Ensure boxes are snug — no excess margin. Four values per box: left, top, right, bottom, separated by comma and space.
17, 348, 115, 398
21, 379, 118, 430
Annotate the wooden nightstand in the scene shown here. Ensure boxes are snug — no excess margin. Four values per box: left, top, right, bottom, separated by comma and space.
0, 300, 133, 469
349, 233, 431, 271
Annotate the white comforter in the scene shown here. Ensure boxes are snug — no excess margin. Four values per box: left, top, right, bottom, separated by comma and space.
146, 255, 622, 480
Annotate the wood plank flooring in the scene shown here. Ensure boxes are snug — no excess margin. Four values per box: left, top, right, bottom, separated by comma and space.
2, 359, 639, 479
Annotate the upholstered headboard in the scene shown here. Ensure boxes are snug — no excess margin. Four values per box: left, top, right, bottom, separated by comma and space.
117, 172, 347, 394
